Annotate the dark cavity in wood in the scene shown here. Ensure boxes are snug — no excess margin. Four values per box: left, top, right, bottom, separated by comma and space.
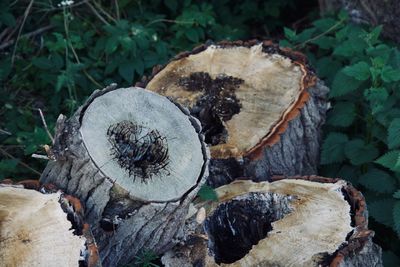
107, 120, 169, 183
204, 192, 293, 264
177, 72, 243, 145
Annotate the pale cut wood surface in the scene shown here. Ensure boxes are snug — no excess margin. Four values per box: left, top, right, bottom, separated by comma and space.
41, 84, 209, 266
0, 186, 85, 267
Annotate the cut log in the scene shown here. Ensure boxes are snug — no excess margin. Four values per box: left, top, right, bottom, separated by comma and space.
320, 0, 400, 44
0, 179, 100, 267
40, 84, 209, 266
139, 40, 329, 187
161, 176, 382, 267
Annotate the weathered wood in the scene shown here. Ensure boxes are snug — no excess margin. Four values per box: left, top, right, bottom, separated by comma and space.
320, 0, 400, 44
161, 176, 382, 267
0, 179, 100, 267
40, 84, 209, 266
140, 40, 329, 187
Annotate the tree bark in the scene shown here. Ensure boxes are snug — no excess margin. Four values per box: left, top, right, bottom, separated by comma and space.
139, 40, 329, 187
0, 179, 100, 267
161, 176, 383, 267
40, 84, 209, 266
320, 0, 400, 44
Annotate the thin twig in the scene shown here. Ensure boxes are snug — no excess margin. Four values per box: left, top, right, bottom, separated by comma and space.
11, 0, 35, 65
37, 108, 54, 144
31, 153, 50, 160
0, 25, 53, 50
0, 147, 41, 175
92, 1, 117, 23
146, 19, 194, 27
0, 129, 12, 135
86, 1, 110, 25
114, 0, 120, 20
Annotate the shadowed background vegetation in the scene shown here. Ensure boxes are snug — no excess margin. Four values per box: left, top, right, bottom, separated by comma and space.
1, 0, 400, 266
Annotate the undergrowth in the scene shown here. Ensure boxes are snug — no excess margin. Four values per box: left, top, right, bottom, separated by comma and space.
1, 0, 400, 265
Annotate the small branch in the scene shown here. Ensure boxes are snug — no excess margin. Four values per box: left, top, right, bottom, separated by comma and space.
0, 129, 12, 135
146, 19, 194, 27
0, 147, 41, 175
11, 0, 35, 65
0, 25, 53, 51
86, 2, 110, 25
114, 0, 120, 20
37, 108, 54, 144
31, 153, 50, 160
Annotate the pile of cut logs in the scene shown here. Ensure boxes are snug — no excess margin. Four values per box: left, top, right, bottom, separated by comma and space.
0, 40, 382, 267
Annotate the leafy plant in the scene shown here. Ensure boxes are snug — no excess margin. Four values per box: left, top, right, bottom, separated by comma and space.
283, 11, 400, 264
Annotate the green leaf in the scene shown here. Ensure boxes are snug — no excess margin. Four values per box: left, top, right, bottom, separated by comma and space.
32, 57, 53, 70
0, 159, 19, 180
330, 70, 363, 97
369, 198, 395, 227
312, 18, 337, 31
394, 201, 400, 236
326, 101, 356, 127
320, 132, 349, 165
375, 150, 400, 172
394, 190, 400, 199
164, 0, 178, 12
359, 168, 396, 193
381, 66, 400, 82
345, 139, 379, 165
310, 36, 335, 50
388, 119, 400, 149
118, 62, 134, 83
343, 61, 370, 81
197, 185, 218, 201
185, 28, 199, 43
283, 27, 296, 41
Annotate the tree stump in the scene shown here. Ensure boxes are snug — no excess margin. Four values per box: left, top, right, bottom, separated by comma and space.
40, 84, 209, 266
161, 176, 382, 267
320, 0, 400, 44
0, 179, 100, 267
139, 40, 329, 187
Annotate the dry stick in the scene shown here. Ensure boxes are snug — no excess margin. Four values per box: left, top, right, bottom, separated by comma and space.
86, 1, 110, 25
114, 0, 120, 20
11, 0, 34, 65
37, 108, 54, 144
31, 153, 50, 160
0, 129, 12, 135
92, 0, 117, 23
0, 147, 41, 175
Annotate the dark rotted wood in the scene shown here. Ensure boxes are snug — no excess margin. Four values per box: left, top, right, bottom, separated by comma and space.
140, 40, 329, 187
0, 179, 100, 267
161, 176, 382, 267
40, 84, 209, 266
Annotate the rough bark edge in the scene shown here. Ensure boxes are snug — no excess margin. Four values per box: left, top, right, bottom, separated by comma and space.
0, 179, 101, 267
41, 84, 210, 265
271, 175, 382, 267
137, 39, 318, 160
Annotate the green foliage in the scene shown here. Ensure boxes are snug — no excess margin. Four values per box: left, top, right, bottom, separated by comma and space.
197, 184, 218, 201
132, 250, 159, 267
0, 0, 299, 180
283, 12, 400, 262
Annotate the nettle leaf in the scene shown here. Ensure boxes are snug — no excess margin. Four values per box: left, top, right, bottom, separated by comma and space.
312, 18, 337, 31
394, 201, 400, 236
394, 190, 400, 199
381, 66, 400, 83
343, 61, 370, 81
118, 62, 134, 83
330, 69, 363, 97
311, 36, 336, 50
359, 168, 396, 193
326, 101, 356, 127
375, 150, 400, 172
369, 198, 395, 227
345, 139, 379, 165
283, 27, 296, 41
388, 118, 400, 149
364, 87, 388, 102
320, 132, 348, 165
197, 185, 218, 201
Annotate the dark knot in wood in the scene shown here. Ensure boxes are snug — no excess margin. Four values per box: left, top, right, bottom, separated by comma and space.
107, 120, 169, 183
177, 72, 243, 145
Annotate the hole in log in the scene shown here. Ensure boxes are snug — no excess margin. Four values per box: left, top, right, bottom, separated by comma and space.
204, 192, 293, 264
107, 120, 169, 183
177, 72, 243, 145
